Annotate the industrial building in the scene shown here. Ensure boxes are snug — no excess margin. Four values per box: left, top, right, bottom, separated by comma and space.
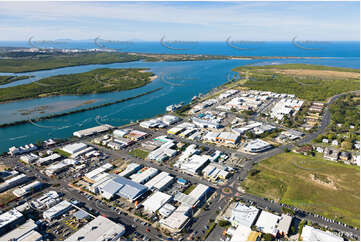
229, 203, 259, 227
0, 209, 25, 236
202, 164, 230, 181
84, 163, 114, 183
158, 203, 176, 217
191, 117, 221, 129
0, 174, 29, 193
216, 132, 240, 144
118, 163, 142, 177
255, 210, 281, 236
0, 219, 42, 241
43, 200, 73, 221
244, 139, 273, 153
126, 130, 148, 141
19, 153, 39, 164
148, 142, 178, 162
73, 124, 113, 138
9, 144, 38, 156
301, 225, 343, 241
30, 190, 61, 210
113, 129, 130, 138
45, 159, 78, 176
13, 180, 43, 197
159, 204, 191, 233
130, 167, 159, 184
228, 224, 252, 242
177, 154, 210, 175
65, 216, 126, 241
278, 214, 293, 236
145, 171, 174, 191
91, 173, 148, 201
36, 153, 61, 166
62, 143, 88, 155
142, 191, 172, 213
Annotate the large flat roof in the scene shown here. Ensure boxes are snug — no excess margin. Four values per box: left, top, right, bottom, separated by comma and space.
65, 216, 125, 241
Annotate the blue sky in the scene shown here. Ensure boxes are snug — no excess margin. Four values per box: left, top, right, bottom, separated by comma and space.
0, 1, 359, 41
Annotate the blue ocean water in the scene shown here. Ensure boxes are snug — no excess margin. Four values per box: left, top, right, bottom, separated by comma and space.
0, 41, 359, 152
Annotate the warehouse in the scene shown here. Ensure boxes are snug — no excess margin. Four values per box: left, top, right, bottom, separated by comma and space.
31, 190, 61, 210
73, 124, 113, 138
145, 172, 174, 191
148, 143, 178, 162
62, 143, 88, 155
244, 139, 272, 153
84, 163, 114, 182
13, 180, 43, 197
301, 225, 343, 241
158, 203, 176, 217
20, 153, 39, 164
113, 129, 130, 138
45, 159, 78, 176
126, 130, 148, 141
91, 174, 148, 201
0, 209, 25, 236
178, 154, 210, 175
0, 174, 29, 193
167, 127, 185, 135
191, 117, 221, 129
118, 163, 142, 177
130, 167, 159, 184
255, 210, 281, 236
278, 214, 293, 236
0, 219, 42, 241
159, 209, 190, 233
142, 191, 172, 213
43, 200, 73, 221
230, 203, 259, 227
216, 132, 240, 144
36, 153, 61, 166
65, 215, 125, 241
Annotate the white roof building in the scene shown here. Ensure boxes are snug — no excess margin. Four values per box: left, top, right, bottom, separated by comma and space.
159, 211, 190, 233
13, 181, 43, 197
158, 203, 176, 218
255, 211, 281, 236
73, 124, 113, 138
37, 153, 61, 166
0, 219, 41, 241
230, 203, 260, 227
0, 209, 24, 234
43, 200, 72, 221
301, 225, 343, 241
142, 191, 172, 213
65, 216, 125, 241
178, 154, 210, 175
244, 139, 272, 153
278, 214, 293, 235
130, 167, 159, 184
62, 143, 88, 155
229, 224, 252, 242
118, 163, 142, 178
145, 172, 174, 191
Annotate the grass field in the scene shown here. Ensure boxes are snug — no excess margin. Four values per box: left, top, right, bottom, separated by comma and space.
242, 152, 360, 227
129, 148, 149, 160
233, 64, 360, 101
0, 68, 154, 102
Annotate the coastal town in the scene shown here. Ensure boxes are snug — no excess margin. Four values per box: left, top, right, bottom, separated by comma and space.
0, 82, 359, 241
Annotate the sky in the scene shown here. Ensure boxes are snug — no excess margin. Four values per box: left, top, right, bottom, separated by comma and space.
0, 1, 359, 41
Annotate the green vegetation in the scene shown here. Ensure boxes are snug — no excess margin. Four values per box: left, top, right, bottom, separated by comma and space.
0, 68, 154, 102
54, 149, 71, 158
129, 149, 149, 160
233, 64, 360, 101
314, 93, 360, 150
183, 184, 196, 195
0, 75, 32, 85
243, 152, 360, 227
218, 220, 231, 228
0, 52, 140, 73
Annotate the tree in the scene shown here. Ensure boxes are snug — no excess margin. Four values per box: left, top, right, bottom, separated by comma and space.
263, 233, 274, 241
341, 141, 353, 150
218, 220, 231, 227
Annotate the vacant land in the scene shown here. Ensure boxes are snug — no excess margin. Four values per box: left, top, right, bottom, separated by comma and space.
243, 152, 360, 227
0, 68, 154, 102
129, 148, 149, 160
233, 64, 360, 101
0, 75, 32, 85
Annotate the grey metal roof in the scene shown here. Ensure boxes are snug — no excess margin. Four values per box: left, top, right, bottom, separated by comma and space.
101, 175, 148, 200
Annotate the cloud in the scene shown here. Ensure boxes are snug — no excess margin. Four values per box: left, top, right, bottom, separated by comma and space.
0, 2, 359, 41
